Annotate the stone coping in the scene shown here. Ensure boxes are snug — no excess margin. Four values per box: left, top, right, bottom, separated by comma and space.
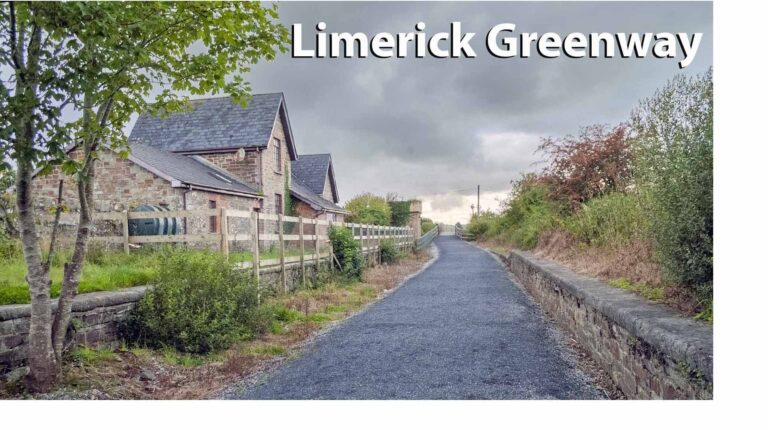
0, 286, 149, 322
501, 249, 713, 382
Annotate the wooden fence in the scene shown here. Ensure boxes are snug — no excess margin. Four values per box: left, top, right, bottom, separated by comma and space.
45, 209, 416, 292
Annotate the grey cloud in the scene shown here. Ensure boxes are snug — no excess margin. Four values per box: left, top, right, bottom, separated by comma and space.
131, 1, 713, 215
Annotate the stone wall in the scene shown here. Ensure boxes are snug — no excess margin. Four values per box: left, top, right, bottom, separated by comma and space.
0, 287, 148, 374
496, 249, 713, 400
0, 259, 332, 376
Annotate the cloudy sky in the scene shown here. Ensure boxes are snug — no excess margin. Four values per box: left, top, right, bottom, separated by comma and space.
146, 1, 714, 224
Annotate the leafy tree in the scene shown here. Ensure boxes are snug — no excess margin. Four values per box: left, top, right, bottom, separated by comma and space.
345, 192, 392, 225
420, 217, 436, 233
538, 124, 633, 208
0, 1, 288, 391
631, 69, 713, 297
0, 170, 17, 237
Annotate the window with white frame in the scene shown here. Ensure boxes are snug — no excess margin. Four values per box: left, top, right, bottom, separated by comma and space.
274, 138, 282, 172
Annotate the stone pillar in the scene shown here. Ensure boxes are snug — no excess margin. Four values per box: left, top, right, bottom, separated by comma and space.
408, 200, 422, 239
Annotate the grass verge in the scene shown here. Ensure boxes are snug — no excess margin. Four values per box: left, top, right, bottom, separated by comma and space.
1, 249, 432, 399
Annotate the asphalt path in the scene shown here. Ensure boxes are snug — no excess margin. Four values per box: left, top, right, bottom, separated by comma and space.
225, 235, 603, 399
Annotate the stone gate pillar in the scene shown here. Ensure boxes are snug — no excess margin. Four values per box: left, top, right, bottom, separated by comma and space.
408, 200, 422, 240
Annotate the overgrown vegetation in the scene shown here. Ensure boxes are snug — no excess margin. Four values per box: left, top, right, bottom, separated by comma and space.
329, 225, 363, 279
120, 251, 268, 354
0, 236, 159, 306
421, 218, 436, 234
379, 239, 400, 264
345, 193, 392, 225
467, 70, 713, 320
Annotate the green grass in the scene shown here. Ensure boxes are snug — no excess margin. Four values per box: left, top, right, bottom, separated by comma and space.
71, 346, 116, 366
608, 278, 665, 302
0, 250, 160, 305
0, 241, 312, 306
246, 345, 286, 357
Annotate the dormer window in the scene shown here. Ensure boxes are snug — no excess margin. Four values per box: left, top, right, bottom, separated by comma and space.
274, 138, 282, 172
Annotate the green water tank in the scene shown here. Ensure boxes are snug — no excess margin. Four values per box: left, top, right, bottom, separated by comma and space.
127, 204, 180, 236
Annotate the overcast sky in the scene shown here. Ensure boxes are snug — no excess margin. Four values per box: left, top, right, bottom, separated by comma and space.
149, 1, 714, 224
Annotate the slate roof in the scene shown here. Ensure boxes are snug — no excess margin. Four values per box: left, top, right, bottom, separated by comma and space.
291, 154, 338, 203
289, 178, 347, 214
128, 143, 261, 196
128, 93, 297, 158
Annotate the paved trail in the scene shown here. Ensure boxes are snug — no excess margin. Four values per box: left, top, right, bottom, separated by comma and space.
226, 236, 603, 399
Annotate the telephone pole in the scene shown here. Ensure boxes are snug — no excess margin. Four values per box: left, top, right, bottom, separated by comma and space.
477, 185, 480, 215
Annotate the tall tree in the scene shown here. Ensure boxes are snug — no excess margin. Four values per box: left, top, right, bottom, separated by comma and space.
0, 1, 288, 392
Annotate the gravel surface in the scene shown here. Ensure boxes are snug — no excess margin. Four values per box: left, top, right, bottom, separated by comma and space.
224, 236, 604, 399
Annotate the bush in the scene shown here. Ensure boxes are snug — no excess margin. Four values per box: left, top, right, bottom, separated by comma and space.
420, 217, 436, 234
631, 69, 713, 292
329, 225, 363, 279
538, 124, 633, 207
388, 199, 411, 227
121, 250, 268, 354
379, 239, 399, 264
565, 192, 648, 247
0, 233, 21, 261
345, 193, 391, 225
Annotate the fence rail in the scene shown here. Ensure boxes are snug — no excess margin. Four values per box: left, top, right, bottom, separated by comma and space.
454, 224, 475, 241
416, 226, 439, 250
43, 209, 415, 292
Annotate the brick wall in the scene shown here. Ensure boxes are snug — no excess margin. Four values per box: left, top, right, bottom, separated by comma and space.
497, 249, 713, 400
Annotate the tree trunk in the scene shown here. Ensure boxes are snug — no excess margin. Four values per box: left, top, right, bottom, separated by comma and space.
16, 143, 58, 393
51, 166, 93, 364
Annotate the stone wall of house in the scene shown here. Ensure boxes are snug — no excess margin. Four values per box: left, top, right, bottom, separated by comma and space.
496, 249, 713, 400
32, 149, 184, 217
0, 259, 336, 376
200, 149, 261, 188
261, 113, 291, 215
321, 173, 334, 202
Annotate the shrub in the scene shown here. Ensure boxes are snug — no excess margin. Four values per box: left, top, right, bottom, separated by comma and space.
538, 124, 633, 207
500, 175, 566, 249
387, 198, 411, 227
0, 233, 21, 261
565, 192, 648, 247
345, 193, 391, 225
379, 239, 399, 264
420, 217, 436, 234
631, 69, 713, 292
329, 225, 363, 279
121, 250, 268, 354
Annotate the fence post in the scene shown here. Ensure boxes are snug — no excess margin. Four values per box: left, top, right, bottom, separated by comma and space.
314, 218, 320, 269
378, 225, 382, 265
220, 208, 229, 260
299, 216, 306, 287
328, 221, 335, 272
251, 211, 260, 286
121, 211, 130, 254
278, 212, 286, 293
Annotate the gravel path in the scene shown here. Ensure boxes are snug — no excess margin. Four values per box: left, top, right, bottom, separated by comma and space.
224, 236, 604, 399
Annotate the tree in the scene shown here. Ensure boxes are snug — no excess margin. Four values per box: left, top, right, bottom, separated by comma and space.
0, 170, 17, 237
386, 193, 411, 227
345, 193, 392, 225
538, 124, 633, 208
0, 1, 288, 392
631, 69, 713, 295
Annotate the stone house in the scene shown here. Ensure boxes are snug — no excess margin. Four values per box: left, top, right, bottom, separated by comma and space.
32, 93, 347, 237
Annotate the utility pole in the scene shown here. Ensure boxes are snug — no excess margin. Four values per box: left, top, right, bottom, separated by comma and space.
477, 185, 480, 215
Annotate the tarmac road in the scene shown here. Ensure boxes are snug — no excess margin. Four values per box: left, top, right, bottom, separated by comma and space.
225, 235, 603, 399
